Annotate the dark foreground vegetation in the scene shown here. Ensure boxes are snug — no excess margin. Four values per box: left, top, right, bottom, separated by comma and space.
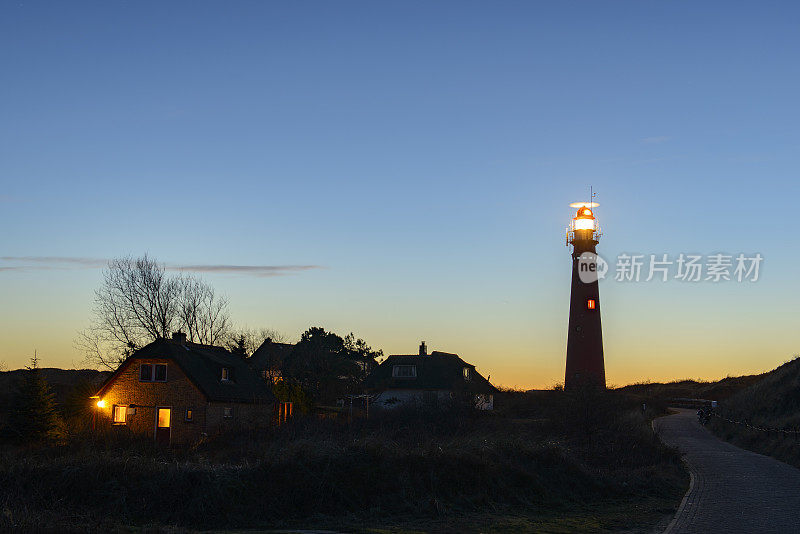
708, 356, 800, 469
0, 387, 686, 533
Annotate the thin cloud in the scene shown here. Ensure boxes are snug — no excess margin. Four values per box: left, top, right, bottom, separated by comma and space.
641, 136, 671, 144
0, 257, 322, 277
1, 256, 108, 268
172, 264, 322, 277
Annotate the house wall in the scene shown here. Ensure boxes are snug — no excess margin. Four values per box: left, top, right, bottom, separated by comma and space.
97, 358, 274, 444
373, 389, 454, 409
96, 358, 207, 444
374, 389, 495, 410
205, 401, 273, 433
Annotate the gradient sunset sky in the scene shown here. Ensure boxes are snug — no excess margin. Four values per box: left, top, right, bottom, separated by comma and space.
2, 2, 799, 388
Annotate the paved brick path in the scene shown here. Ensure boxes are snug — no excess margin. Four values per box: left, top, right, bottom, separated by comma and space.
654, 409, 800, 533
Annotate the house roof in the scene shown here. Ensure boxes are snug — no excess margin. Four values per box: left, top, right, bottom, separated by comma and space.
97, 338, 275, 403
249, 339, 295, 370
363, 351, 498, 394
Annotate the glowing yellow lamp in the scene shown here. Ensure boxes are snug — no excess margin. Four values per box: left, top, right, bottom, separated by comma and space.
573, 217, 595, 231
96, 399, 107, 408
567, 200, 600, 246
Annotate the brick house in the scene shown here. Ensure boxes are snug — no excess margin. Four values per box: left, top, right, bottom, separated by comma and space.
94, 333, 275, 445
364, 342, 498, 410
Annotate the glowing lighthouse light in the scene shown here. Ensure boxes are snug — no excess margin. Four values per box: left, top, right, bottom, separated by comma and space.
572, 210, 595, 231
567, 202, 600, 236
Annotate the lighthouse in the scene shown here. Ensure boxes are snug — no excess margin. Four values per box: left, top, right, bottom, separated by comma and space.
565, 201, 606, 390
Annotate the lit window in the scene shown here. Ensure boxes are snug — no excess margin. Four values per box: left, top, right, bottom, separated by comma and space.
157, 408, 171, 428
223, 407, 233, 419
392, 365, 417, 378
463, 367, 471, 380
139, 364, 152, 382
113, 405, 127, 424
154, 364, 167, 382
587, 299, 596, 310
185, 409, 193, 422
221, 367, 230, 381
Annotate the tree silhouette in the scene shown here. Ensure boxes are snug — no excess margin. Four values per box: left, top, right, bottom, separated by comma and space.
283, 327, 381, 403
7, 355, 64, 444
77, 255, 231, 369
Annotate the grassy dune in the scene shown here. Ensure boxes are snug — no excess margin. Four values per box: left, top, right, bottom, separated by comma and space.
616, 375, 762, 402
0, 390, 686, 533
709, 357, 800, 468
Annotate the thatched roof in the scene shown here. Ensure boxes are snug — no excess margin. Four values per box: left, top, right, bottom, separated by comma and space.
364, 351, 497, 394
97, 338, 275, 404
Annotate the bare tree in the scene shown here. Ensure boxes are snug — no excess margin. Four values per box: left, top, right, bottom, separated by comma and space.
102, 256, 181, 343
179, 275, 230, 345
75, 327, 124, 370
77, 255, 231, 369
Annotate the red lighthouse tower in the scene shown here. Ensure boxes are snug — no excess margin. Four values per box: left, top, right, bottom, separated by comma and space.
565, 201, 606, 390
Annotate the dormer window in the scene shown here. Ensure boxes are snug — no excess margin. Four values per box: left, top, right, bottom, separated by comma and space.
392, 365, 417, 378
463, 367, 471, 381
221, 367, 231, 381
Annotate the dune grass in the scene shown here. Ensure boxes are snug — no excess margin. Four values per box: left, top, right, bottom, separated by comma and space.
708, 356, 800, 468
616, 374, 762, 402
0, 389, 686, 533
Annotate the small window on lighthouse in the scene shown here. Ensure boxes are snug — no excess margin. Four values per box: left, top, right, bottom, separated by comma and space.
587, 299, 596, 310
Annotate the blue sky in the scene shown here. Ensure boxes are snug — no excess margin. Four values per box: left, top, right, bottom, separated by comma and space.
2, 1, 799, 387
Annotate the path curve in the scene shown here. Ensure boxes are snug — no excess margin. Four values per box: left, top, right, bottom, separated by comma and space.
654, 408, 800, 533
